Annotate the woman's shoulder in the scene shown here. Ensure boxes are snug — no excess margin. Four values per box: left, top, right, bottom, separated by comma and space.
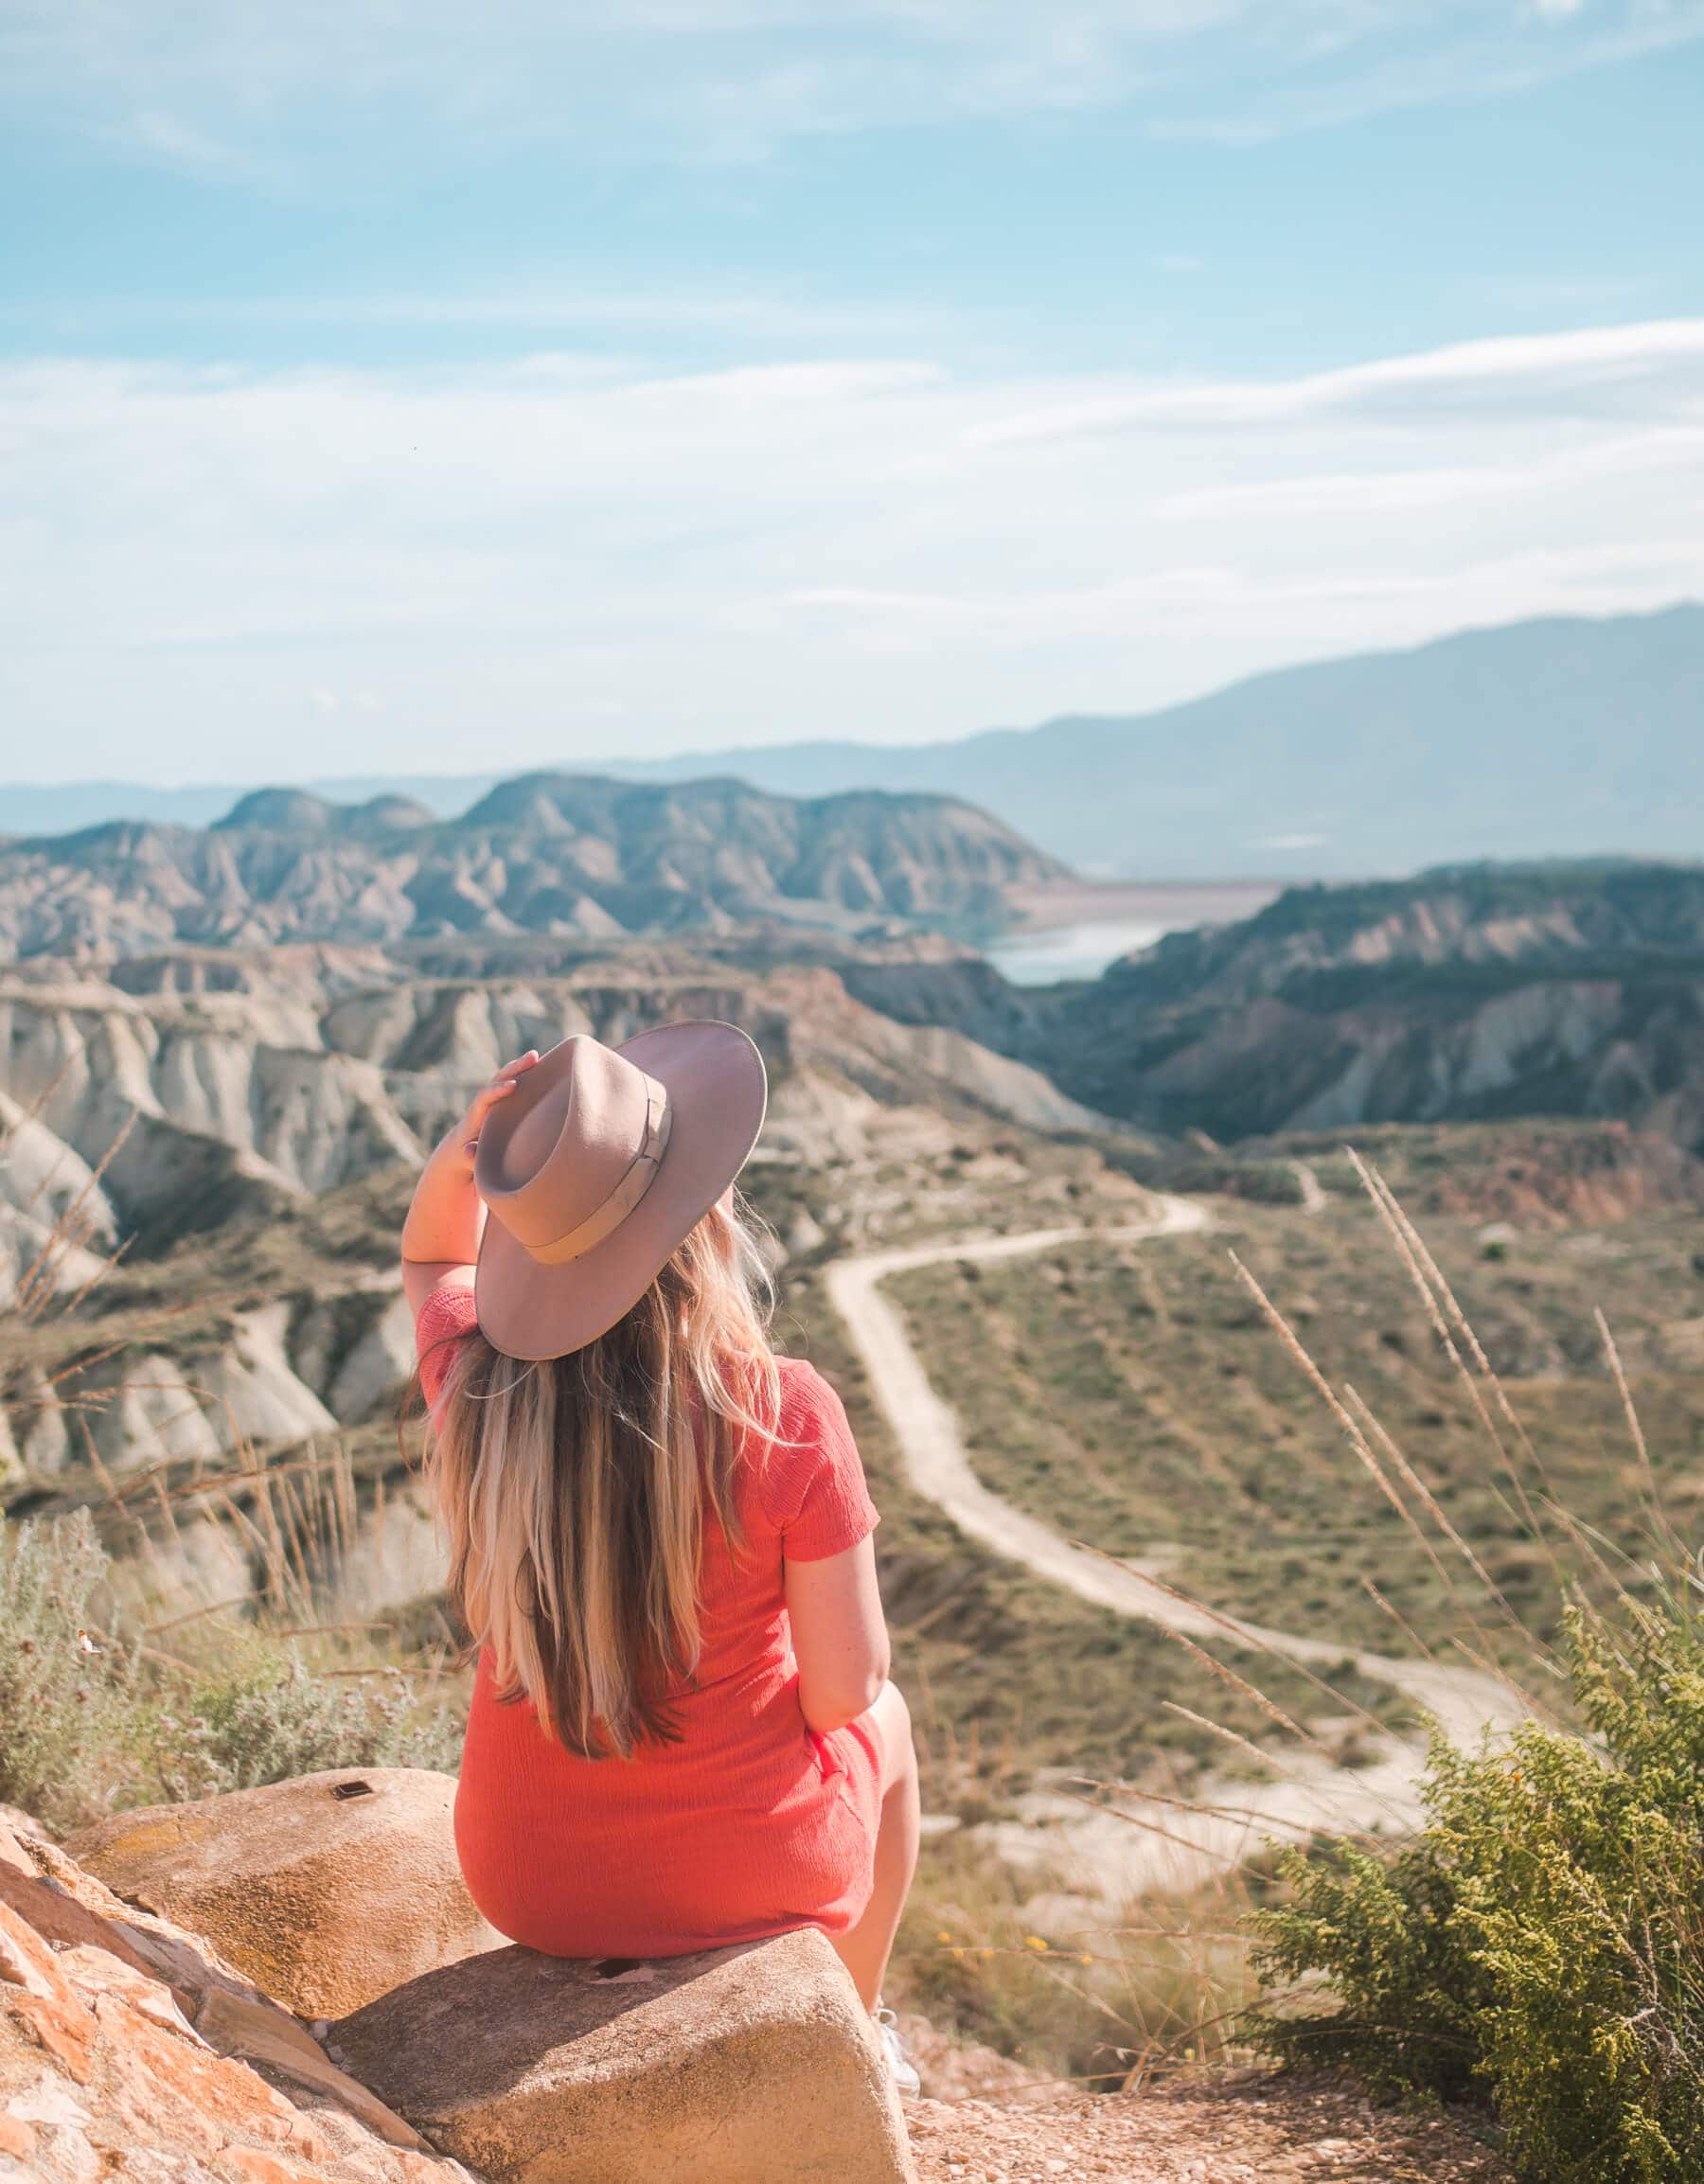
417, 1279, 479, 1353
415, 1279, 478, 1409
754, 1355, 876, 1555
761, 1355, 859, 1483
773, 1354, 849, 1434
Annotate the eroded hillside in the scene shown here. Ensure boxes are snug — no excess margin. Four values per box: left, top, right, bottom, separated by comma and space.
1028, 861, 1704, 1147
0, 937, 1119, 1531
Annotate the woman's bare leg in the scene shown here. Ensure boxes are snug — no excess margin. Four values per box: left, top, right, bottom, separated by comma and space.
827, 1679, 920, 2012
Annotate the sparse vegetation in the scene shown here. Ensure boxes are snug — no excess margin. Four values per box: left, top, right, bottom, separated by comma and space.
884, 1173, 1704, 1661
10, 970, 1704, 2175
875, 1142, 1704, 2178
1215, 1162, 1704, 2182
0, 1500, 462, 1833
890, 1822, 1261, 2089
1252, 1598, 1704, 2183
0, 1508, 148, 1827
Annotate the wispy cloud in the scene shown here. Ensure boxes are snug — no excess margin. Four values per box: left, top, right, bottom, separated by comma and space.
5, 1, 1700, 172
122, 108, 247, 173
972, 321, 1704, 444
2, 319, 1700, 775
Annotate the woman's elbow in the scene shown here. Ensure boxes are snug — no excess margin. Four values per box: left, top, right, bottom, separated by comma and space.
798, 1661, 889, 1733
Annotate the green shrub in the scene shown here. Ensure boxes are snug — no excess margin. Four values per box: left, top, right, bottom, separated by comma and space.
152, 1640, 464, 1802
0, 1509, 148, 1828
1251, 1602, 1704, 2184
0, 1508, 463, 1829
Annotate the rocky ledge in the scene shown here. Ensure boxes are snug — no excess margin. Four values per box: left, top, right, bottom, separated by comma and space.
8, 1769, 914, 2184
1, 1767, 1510, 2184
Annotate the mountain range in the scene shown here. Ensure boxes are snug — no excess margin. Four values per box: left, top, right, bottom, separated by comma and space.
630, 604, 1704, 878
5, 604, 1700, 879
0, 773, 1064, 962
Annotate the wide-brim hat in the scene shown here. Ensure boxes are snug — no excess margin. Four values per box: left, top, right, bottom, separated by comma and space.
472, 1020, 767, 1361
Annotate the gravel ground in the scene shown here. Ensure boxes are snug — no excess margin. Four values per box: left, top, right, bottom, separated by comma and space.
905, 2069, 1511, 2184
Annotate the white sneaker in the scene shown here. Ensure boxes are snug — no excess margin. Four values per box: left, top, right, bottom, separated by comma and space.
873, 2004, 921, 2098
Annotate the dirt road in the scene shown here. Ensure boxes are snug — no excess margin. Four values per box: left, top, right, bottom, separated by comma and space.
825, 1197, 1527, 1895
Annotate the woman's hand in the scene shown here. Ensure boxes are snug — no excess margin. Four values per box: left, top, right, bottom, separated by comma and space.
454, 1052, 541, 1163
402, 1051, 542, 1292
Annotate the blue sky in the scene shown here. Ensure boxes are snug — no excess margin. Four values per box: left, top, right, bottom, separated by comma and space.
3, 2, 1702, 783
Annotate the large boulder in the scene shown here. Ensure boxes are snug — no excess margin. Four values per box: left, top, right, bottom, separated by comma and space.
68, 1768, 499, 2019
0, 1813, 470, 2184
332, 1927, 916, 2184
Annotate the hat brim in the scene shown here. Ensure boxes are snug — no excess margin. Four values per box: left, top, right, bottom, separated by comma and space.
474, 1020, 768, 1361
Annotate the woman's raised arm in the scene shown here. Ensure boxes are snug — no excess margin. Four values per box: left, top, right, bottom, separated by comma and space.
400, 1051, 539, 1312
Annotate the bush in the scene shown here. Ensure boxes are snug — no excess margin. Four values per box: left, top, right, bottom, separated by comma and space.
0, 1509, 148, 1828
1250, 1602, 1704, 2184
0, 1507, 463, 1830
152, 1640, 464, 1803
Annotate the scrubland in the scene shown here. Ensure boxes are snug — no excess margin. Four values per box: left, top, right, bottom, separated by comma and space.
7, 1093, 1704, 2176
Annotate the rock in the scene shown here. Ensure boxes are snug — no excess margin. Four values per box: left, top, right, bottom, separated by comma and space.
194, 1985, 428, 2151
786, 1208, 826, 1257
332, 1926, 916, 2184
78, 1350, 224, 1472
104, 1508, 255, 1625
327, 1293, 417, 1423
195, 1305, 340, 1448
7, 1362, 72, 1474
0, 1090, 119, 1243
0, 1815, 470, 2184
321, 1485, 446, 1622
0, 1200, 109, 1313
68, 1769, 499, 2019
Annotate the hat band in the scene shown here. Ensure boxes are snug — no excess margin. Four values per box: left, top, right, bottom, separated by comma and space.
525, 1078, 673, 1267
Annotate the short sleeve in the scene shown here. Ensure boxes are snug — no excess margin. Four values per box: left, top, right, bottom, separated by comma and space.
416, 1282, 479, 1411
762, 1360, 880, 1563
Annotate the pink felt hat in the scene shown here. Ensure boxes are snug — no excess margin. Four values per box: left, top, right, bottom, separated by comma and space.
471, 1020, 767, 1360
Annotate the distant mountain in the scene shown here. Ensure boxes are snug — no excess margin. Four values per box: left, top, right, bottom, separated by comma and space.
623, 605, 1704, 879
6, 605, 1699, 879
1032, 860, 1704, 1148
0, 772, 1066, 963
0, 774, 501, 838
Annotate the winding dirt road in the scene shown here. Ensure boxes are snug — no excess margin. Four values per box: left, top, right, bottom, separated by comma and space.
825, 1196, 1526, 1894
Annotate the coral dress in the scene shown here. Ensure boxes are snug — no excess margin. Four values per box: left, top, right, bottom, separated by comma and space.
416, 1285, 885, 1958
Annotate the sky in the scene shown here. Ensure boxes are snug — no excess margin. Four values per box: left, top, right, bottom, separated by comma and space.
3, 1, 1703, 785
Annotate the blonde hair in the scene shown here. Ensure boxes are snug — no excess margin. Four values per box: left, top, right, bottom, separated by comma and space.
413, 1194, 780, 1758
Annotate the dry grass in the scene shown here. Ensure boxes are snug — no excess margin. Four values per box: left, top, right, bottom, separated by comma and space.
872, 1148, 1699, 2104
1, 1097, 465, 1831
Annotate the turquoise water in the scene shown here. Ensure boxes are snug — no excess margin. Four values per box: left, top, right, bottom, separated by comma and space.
983, 917, 1169, 985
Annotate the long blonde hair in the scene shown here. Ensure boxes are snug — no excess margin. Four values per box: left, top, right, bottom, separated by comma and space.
413, 1194, 780, 1758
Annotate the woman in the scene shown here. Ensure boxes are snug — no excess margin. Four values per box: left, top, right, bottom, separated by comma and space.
401, 1021, 921, 2091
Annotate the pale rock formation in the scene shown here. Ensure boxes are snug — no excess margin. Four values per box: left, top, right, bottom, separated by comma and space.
0, 1201, 109, 1310
8, 1364, 72, 1475
763, 1069, 892, 1165
895, 1021, 1107, 1135
332, 1926, 916, 2184
0, 986, 421, 1231
785, 1207, 827, 1257
69, 1769, 500, 2020
321, 1483, 446, 1623
104, 1509, 256, 1625
323, 980, 594, 1087
79, 1352, 224, 1473
328, 1292, 417, 1423
0, 1090, 118, 1242
194, 1305, 339, 1450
